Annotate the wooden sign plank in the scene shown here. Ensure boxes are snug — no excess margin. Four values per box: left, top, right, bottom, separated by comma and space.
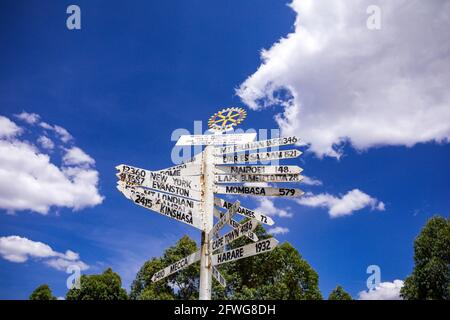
116, 164, 202, 191
210, 219, 258, 251
151, 250, 201, 282
117, 183, 204, 230
212, 266, 227, 287
215, 185, 304, 197
215, 149, 302, 165
213, 208, 259, 242
215, 165, 303, 175
210, 200, 240, 238
211, 238, 279, 266
215, 173, 303, 184
214, 136, 300, 155
214, 197, 274, 226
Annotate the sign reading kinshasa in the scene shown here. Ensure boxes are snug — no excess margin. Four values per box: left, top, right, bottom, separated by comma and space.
116, 107, 306, 300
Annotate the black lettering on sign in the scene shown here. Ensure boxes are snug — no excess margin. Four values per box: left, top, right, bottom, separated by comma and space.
217, 247, 244, 264
225, 186, 266, 195
255, 240, 271, 253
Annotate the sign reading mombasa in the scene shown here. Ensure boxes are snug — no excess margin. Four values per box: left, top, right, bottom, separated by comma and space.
115, 107, 306, 300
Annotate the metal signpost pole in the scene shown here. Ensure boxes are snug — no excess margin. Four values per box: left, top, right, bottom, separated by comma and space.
199, 145, 214, 300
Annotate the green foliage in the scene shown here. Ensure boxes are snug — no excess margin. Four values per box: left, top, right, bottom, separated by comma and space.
66, 268, 128, 300
400, 215, 450, 300
130, 235, 199, 300
29, 284, 57, 300
328, 285, 352, 300
131, 225, 323, 300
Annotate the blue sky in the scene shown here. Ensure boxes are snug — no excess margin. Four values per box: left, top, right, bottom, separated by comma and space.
0, 0, 449, 299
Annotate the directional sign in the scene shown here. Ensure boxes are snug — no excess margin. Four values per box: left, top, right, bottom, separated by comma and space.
213, 208, 259, 242
210, 219, 258, 251
212, 266, 227, 287
215, 165, 303, 175
215, 149, 302, 164
152, 250, 201, 282
214, 197, 274, 226
211, 238, 279, 266
210, 200, 240, 238
215, 136, 300, 155
215, 173, 303, 184
155, 163, 202, 176
117, 183, 202, 214
176, 133, 256, 146
215, 185, 304, 197
117, 183, 204, 230
116, 164, 201, 190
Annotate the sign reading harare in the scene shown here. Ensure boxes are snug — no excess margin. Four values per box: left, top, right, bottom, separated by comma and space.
115, 107, 306, 300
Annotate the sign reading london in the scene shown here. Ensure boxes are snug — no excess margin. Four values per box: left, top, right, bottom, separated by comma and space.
115, 107, 306, 300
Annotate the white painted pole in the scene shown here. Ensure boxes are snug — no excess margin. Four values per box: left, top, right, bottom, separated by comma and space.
199, 145, 214, 300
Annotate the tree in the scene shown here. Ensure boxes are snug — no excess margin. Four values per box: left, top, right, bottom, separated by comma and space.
400, 215, 450, 300
66, 268, 128, 300
328, 285, 352, 300
29, 284, 57, 300
131, 224, 323, 300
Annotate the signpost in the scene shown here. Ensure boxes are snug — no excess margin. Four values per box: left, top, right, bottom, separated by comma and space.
116, 107, 306, 300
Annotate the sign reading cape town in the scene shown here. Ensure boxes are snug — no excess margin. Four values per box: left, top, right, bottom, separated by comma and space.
115, 107, 305, 300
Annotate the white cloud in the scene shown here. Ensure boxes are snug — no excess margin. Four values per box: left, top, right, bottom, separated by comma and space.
0, 114, 103, 214
0, 116, 22, 138
0, 235, 89, 271
63, 147, 95, 166
237, 0, 450, 158
253, 198, 293, 218
296, 189, 384, 218
37, 135, 55, 150
358, 280, 404, 300
268, 226, 289, 235
39, 122, 73, 143
302, 175, 322, 186
15, 111, 40, 125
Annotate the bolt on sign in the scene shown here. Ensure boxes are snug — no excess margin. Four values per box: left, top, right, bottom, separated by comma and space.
115, 107, 306, 300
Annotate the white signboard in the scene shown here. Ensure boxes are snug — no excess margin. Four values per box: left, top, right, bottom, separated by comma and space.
214, 197, 274, 226
211, 238, 279, 266
210, 219, 258, 251
116, 163, 201, 177
152, 250, 201, 282
117, 164, 201, 190
212, 266, 227, 287
215, 136, 300, 155
215, 185, 304, 197
117, 183, 204, 230
176, 133, 257, 146
215, 173, 303, 184
215, 165, 303, 175
213, 208, 259, 242
211, 200, 240, 238
118, 183, 202, 214
215, 149, 302, 164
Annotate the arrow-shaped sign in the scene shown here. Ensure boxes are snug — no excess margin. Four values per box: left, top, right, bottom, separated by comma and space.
210, 200, 240, 238
215, 173, 303, 184
214, 136, 300, 155
214, 197, 274, 226
215, 185, 304, 197
215, 165, 303, 175
116, 164, 202, 191
152, 250, 201, 282
212, 266, 227, 287
211, 238, 279, 266
215, 149, 302, 165
210, 219, 258, 251
213, 208, 259, 242
117, 183, 202, 214
117, 183, 204, 230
